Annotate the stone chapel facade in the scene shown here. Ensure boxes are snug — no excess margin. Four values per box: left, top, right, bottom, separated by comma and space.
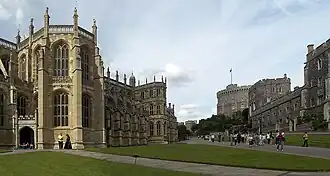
0, 8, 178, 149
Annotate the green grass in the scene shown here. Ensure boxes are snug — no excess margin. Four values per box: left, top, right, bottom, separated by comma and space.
285, 134, 330, 148
88, 144, 330, 172
0, 150, 10, 153
0, 152, 198, 176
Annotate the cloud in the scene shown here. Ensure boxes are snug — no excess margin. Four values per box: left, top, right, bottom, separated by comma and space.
1, 0, 330, 123
0, 4, 11, 20
137, 63, 194, 87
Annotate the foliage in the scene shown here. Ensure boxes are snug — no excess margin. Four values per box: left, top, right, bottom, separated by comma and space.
299, 114, 327, 131
191, 110, 249, 135
89, 144, 330, 172
312, 119, 327, 131
178, 125, 191, 141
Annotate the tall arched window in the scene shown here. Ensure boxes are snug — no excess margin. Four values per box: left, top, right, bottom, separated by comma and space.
20, 56, 26, 81
82, 94, 91, 128
0, 93, 4, 126
81, 48, 89, 81
156, 121, 161, 136
17, 96, 26, 117
164, 121, 167, 136
149, 122, 154, 136
156, 105, 161, 114
149, 104, 153, 115
33, 48, 40, 82
54, 43, 69, 76
53, 92, 68, 126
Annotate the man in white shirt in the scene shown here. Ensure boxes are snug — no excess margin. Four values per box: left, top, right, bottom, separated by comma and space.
58, 133, 64, 149
266, 132, 271, 144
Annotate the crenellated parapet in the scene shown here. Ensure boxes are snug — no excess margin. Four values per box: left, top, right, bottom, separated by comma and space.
18, 115, 35, 121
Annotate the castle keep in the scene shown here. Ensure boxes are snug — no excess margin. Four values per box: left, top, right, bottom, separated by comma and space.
0, 8, 178, 149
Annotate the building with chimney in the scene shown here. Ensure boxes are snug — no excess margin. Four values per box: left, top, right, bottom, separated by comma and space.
249, 40, 330, 132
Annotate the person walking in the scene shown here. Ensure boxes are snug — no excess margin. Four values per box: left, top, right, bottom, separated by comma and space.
266, 132, 271, 144
58, 133, 64, 149
302, 132, 308, 147
276, 131, 285, 152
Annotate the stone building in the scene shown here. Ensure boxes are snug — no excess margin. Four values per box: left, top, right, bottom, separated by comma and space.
249, 40, 330, 132
184, 120, 197, 132
0, 7, 178, 149
216, 84, 251, 117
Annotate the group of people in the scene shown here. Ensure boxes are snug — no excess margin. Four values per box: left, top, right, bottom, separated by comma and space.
204, 130, 310, 152
57, 133, 72, 149
18, 143, 34, 149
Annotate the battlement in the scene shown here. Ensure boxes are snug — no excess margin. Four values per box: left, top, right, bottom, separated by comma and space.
217, 84, 251, 96
18, 25, 94, 50
0, 38, 16, 50
306, 38, 330, 60
104, 67, 166, 89
249, 74, 290, 91
18, 115, 35, 121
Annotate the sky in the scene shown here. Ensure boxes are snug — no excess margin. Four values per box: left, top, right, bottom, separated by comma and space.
1, 0, 330, 122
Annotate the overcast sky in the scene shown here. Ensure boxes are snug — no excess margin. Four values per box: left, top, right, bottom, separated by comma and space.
1, 0, 330, 122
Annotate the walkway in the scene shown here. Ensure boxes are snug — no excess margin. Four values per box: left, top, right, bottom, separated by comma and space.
182, 138, 330, 159
1, 149, 330, 176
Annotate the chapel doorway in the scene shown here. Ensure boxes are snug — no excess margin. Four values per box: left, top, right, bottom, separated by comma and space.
19, 126, 34, 145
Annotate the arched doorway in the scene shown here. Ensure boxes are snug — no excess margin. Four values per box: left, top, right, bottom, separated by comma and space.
20, 126, 34, 145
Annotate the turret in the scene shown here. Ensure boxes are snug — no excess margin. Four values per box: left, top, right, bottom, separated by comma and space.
116, 70, 119, 81
43, 7, 49, 38
92, 19, 97, 44
124, 74, 127, 85
129, 73, 136, 87
107, 67, 110, 78
15, 29, 21, 46
73, 7, 79, 37
29, 18, 34, 45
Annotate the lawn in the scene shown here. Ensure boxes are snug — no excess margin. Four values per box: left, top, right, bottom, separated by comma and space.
88, 144, 330, 172
0, 150, 10, 153
285, 134, 330, 148
0, 152, 198, 176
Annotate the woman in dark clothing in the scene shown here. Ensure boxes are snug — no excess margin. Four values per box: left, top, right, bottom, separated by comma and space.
64, 134, 72, 149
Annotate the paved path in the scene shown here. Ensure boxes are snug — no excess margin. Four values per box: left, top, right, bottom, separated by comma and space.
1, 149, 330, 176
182, 138, 330, 159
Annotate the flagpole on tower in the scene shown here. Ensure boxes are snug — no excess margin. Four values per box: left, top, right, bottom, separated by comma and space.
230, 68, 233, 85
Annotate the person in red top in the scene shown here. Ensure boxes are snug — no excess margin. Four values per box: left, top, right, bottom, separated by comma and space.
276, 131, 285, 151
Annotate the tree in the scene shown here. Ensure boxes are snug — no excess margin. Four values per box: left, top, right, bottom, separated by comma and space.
178, 125, 189, 141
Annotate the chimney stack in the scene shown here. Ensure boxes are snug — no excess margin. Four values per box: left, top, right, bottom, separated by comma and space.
307, 44, 314, 53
